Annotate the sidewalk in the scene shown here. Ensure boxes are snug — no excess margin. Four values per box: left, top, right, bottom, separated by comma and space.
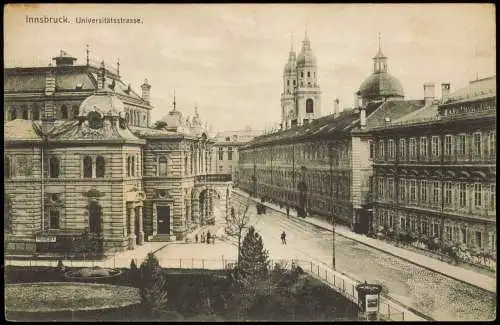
233, 189, 496, 294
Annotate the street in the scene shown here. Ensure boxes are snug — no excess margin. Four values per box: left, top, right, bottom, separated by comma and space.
229, 194, 496, 321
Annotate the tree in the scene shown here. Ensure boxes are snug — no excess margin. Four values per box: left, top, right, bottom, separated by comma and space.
139, 252, 169, 317
225, 199, 251, 264
239, 226, 269, 278
153, 120, 168, 130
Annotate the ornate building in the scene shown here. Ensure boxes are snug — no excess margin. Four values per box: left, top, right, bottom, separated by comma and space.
281, 32, 322, 130
4, 50, 232, 256
366, 76, 496, 255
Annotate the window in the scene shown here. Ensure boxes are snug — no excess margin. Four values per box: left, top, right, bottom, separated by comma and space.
400, 217, 407, 230
431, 136, 440, 158
419, 137, 428, 159
420, 180, 427, 203
444, 182, 452, 205
49, 210, 60, 229
475, 231, 483, 248
228, 147, 233, 161
158, 156, 168, 176
293, 80, 296, 86
219, 165, 223, 171
388, 140, 395, 159
32, 107, 40, 120
96, 156, 105, 178
307, 71, 311, 77
410, 218, 417, 231
225, 137, 230, 142
461, 228, 467, 244
432, 223, 440, 237
457, 134, 466, 156
219, 147, 224, 160
131, 156, 136, 176
83, 156, 93, 178
378, 178, 384, 199
474, 183, 482, 207
369, 141, 374, 159
491, 184, 496, 210
489, 233, 496, 251
473, 133, 482, 157
9, 108, 17, 120
444, 135, 453, 157
388, 179, 394, 200
5, 156, 10, 179
306, 99, 314, 113
287, 80, 290, 86
399, 139, 406, 159
49, 157, 60, 178
399, 179, 405, 202
22, 106, 29, 119
72, 105, 79, 118
61, 105, 68, 119
489, 132, 496, 158
409, 138, 416, 160
421, 220, 428, 235
410, 180, 416, 202
446, 226, 452, 241
378, 140, 385, 160
433, 181, 440, 205
459, 183, 467, 207
184, 156, 188, 175
301, 72, 304, 78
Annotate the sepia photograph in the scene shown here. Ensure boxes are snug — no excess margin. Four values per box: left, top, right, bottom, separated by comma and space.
3, 3, 496, 322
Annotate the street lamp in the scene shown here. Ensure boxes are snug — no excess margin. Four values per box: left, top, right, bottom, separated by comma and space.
329, 143, 336, 270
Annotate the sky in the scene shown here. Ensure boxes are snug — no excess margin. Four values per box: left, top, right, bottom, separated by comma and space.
4, 4, 496, 133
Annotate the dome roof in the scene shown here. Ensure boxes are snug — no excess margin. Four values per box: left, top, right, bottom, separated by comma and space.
359, 72, 404, 98
79, 90, 126, 118
296, 50, 316, 67
161, 109, 183, 129
283, 61, 296, 73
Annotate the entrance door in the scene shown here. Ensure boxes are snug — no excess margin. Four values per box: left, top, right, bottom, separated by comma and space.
157, 206, 170, 234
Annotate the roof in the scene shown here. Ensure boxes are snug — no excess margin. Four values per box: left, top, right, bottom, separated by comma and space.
364, 100, 426, 129
243, 106, 381, 148
4, 119, 42, 141
130, 126, 179, 138
79, 90, 126, 117
444, 76, 496, 104
4, 74, 45, 92
359, 72, 404, 98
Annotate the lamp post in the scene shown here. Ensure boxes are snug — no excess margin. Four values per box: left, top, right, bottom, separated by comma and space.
329, 143, 336, 270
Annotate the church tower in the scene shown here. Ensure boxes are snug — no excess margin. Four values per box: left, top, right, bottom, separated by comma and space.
281, 31, 321, 129
281, 34, 297, 130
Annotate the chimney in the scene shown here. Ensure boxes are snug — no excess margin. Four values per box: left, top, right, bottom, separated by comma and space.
424, 83, 435, 106
334, 98, 340, 115
141, 79, 151, 103
360, 107, 366, 128
44, 70, 56, 96
354, 91, 361, 109
441, 83, 450, 103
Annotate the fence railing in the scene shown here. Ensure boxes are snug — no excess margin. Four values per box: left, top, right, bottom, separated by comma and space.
4, 256, 416, 321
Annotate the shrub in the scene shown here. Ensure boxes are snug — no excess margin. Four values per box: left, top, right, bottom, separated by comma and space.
139, 253, 168, 317
130, 259, 138, 271
57, 259, 64, 270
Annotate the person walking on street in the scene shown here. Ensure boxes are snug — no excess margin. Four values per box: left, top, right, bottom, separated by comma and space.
286, 207, 290, 216
201, 232, 205, 244
281, 231, 287, 245
207, 231, 211, 244
195, 233, 199, 243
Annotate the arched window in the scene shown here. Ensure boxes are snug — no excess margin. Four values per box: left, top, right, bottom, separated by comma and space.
72, 105, 79, 118
32, 106, 40, 120
307, 71, 310, 78
88, 201, 102, 234
83, 156, 93, 178
5, 156, 10, 179
185, 156, 188, 175
61, 105, 68, 119
306, 99, 314, 113
49, 157, 60, 178
158, 156, 168, 176
131, 156, 136, 176
49, 209, 60, 229
127, 156, 131, 177
96, 156, 105, 178
22, 106, 29, 120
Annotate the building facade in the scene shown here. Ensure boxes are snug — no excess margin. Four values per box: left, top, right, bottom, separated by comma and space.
4, 51, 232, 256
213, 129, 263, 186
368, 77, 496, 255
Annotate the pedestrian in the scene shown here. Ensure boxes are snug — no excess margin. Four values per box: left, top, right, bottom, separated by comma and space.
195, 233, 199, 243
201, 232, 205, 243
286, 207, 290, 216
207, 231, 211, 244
281, 231, 287, 245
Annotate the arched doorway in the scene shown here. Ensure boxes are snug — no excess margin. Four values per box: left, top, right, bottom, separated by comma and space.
89, 201, 102, 234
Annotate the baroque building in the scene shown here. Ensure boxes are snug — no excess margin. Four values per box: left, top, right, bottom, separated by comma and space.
281, 32, 322, 129
4, 50, 232, 256
239, 39, 418, 232
366, 76, 496, 255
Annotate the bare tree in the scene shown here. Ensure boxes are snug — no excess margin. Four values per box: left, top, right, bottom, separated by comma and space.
224, 196, 251, 264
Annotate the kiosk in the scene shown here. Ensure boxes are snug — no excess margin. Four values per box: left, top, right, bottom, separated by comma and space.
356, 281, 383, 321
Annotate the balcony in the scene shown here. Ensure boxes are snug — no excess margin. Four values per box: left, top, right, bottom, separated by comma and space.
195, 174, 232, 183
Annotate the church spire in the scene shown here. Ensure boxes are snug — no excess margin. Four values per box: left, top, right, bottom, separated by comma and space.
373, 32, 388, 73
173, 90, 176, 111
290, 32, 294, 52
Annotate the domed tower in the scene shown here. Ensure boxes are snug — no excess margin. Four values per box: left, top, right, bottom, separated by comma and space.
281, 35, 297, 129
358, 34, 404, 106
295, 31, 321, 126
